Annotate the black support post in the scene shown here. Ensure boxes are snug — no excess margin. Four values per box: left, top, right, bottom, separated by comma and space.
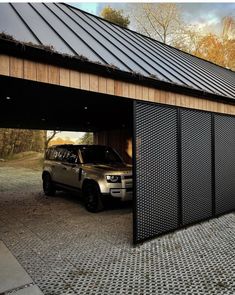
211, 113, 216, 217
177, 108, 182, 227
132, 100, 137, 245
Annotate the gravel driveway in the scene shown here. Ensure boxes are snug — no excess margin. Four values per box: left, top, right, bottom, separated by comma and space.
0, 167, 234, 295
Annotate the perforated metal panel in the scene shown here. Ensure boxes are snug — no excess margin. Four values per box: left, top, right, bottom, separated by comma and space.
181, 110, 212, 225
134, 102, 178, 243
215, 115, 235, 215
134, 102, 235, 244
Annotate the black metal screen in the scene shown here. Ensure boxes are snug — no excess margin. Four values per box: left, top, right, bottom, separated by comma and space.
134, 102, 178, 243
133, 101, 235, 244
181, 110, 212, 225
215, 115, 235, 215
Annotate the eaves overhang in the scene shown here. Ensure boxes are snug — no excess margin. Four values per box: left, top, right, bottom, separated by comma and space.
0, 37, 235, 106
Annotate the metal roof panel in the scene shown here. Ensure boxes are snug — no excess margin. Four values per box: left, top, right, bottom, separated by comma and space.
0, 4, 39, 44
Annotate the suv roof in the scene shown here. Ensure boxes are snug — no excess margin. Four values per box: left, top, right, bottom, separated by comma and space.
49, 144, 110, 149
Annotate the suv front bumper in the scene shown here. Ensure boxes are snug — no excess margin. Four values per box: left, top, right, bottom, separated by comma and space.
110, 188, 132, 201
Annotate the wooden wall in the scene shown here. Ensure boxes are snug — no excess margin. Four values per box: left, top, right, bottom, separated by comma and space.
0, 54, 235, 115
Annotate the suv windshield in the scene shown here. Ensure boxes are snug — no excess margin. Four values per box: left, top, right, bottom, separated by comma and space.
80, 146, 123, 164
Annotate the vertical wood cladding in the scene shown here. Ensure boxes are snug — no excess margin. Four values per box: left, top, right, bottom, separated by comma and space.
1, 54, 235, 116
94, 129, 132, 165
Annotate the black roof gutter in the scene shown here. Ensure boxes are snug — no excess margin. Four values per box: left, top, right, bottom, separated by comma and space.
0, 37, 234, 105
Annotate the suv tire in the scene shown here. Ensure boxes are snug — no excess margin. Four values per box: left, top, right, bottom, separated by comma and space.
43, 174, 56, 196
83, 182, 104, 213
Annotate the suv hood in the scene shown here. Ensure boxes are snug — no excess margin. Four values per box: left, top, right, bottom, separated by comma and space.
84, 163, 132, 173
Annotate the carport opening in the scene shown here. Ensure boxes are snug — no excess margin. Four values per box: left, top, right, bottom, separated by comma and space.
0, 75, 134, 239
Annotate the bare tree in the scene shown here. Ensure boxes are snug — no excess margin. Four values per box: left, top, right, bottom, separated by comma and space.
222, 16, 235, 40
44, 130, 61, 150
132, 3, 184, 45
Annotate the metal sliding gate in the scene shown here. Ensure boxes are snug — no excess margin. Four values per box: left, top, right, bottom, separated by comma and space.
133, 101, 235, 244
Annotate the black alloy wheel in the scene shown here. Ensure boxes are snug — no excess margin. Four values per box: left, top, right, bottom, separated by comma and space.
83, 183, 104, 213
43, 174, 56, 196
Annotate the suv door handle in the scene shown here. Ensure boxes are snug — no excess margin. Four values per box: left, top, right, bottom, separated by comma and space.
78, 168, 82, 181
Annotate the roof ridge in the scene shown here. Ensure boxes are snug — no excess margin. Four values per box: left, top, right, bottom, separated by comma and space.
61, 2, 235, 75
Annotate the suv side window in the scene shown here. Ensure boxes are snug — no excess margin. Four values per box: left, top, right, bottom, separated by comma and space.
66, 149, 80, 164
46, 147, 68, 162
45, 149, 50, 160
56, 148, 67, 162
46, 147, 80, 164
46, 148, 58, 161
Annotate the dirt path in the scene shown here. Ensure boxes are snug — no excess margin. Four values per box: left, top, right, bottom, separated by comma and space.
0, 152, 43, 171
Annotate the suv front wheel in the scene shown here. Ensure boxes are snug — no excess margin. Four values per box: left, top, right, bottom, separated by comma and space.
83, 182, 104, 213
43, 174, 56, 196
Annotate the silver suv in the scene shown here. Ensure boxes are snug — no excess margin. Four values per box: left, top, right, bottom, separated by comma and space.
42, 145, 133, 212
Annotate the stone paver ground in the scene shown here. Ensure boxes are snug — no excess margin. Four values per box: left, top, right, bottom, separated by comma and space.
0, 167, 234, 295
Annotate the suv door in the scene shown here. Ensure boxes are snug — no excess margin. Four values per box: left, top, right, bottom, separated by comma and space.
60, 150, 82, 189
52, 148, 70, 185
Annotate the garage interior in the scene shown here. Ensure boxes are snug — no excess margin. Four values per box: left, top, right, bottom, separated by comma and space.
0, 72, 134, 228
0, 73, 134, 220
0, 74, 135, 294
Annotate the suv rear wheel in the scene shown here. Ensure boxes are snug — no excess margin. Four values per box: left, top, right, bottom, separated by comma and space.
83, 182, 104, 213
43, 174, 56, 196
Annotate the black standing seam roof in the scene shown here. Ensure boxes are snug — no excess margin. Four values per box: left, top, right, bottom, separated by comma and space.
0, 2, 234, 100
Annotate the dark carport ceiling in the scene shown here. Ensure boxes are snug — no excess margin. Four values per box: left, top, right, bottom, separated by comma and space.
0, 76, 132, 132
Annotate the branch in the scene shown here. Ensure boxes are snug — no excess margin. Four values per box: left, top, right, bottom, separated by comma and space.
143, 5, 165, 42
133, 14, 152, 38
45, 130, 60, 147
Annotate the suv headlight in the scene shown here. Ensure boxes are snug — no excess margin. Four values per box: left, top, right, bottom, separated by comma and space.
106, 175, 121, 183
